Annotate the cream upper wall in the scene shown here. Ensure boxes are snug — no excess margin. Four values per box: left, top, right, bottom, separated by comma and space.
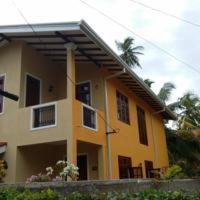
0, 42, 22, 183
76, 62, 105, 111
20, 43, 66, 107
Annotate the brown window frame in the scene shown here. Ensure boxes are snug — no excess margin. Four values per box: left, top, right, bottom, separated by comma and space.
137, 106, 148, 145
145, 160, 154, 178
116, 91, 130, 124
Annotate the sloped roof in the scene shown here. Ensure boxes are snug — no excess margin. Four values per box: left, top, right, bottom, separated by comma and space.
0, 20, 176, 120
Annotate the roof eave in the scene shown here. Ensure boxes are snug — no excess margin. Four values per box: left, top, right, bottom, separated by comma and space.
79, 20, 176, 120
0, 21, 81, 33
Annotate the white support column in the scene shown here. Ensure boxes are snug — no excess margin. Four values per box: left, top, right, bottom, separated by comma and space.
64, 42, 77, 165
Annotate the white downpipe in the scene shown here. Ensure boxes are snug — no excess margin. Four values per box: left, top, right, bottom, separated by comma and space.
150, 108, 166, 168
104, 68, 126, 179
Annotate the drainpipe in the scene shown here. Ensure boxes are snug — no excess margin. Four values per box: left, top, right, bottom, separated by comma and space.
104, 68, 126, 180
150, 107, 166, 168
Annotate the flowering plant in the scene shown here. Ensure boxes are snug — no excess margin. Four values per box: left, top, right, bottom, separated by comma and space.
56, 160, 79, 181
0, 160, 7, 182
26, 173, 51, 183
26, 160, 79, 183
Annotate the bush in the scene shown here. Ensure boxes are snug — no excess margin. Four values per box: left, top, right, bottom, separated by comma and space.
26, 160, 79, 183
0, 189, 199, 200
0, 160, 7, 182
163, 165, 183, 180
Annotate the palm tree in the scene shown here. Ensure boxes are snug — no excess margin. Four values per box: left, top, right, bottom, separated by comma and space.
143, 79, 154, 88
176, 92, 200, 130
158, 82, 176, 103
115, 37, 144, 68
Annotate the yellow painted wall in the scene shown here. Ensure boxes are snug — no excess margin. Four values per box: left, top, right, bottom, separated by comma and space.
0, 42, 169, 182
105, 74, 169, 178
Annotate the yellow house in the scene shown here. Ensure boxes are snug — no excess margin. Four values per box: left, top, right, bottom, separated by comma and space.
0, 20, 175, 183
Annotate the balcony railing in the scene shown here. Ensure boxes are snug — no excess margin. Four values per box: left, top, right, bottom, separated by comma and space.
82, 104, 97, 131
119, 167, 143, 179
30, 102, 57, 130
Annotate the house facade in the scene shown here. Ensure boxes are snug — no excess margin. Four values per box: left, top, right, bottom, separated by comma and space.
0, 21, 175, 183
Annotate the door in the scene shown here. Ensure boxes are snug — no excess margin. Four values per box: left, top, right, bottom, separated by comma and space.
118, 156, 133, 179
77, 155, 88, 180
76, 82, 91, 105
25, 75, 40, 107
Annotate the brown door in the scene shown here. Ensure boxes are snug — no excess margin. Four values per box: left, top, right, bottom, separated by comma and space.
77, 155, 88, 180
145, 161, 154, 178
118, 156, 132, 179
26, 75, 40, 107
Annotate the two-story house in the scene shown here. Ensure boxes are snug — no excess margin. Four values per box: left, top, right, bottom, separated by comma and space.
0, 20, 175, 183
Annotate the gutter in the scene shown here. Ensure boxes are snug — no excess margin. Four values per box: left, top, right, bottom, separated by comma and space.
104, 68, 126, 179
150, 108, 166, 168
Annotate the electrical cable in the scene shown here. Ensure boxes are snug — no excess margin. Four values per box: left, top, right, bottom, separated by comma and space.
80, 0, 200, 75
128, 0, 200, 28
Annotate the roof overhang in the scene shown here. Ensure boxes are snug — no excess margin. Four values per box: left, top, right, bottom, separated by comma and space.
0, 20, 176, 120
0, 142, 7, 154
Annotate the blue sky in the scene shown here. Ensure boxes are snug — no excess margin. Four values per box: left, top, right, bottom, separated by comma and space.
0, 0, 199, 103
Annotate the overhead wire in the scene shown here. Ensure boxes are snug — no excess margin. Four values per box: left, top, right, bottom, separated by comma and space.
79, 0, 200, 75
128, 0, 200, 28
10, 0, 118, 134
11, 0, 51, 55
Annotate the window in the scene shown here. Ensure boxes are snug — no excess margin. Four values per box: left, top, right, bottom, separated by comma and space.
116, 91, 130, 124
0, 75, 5, 114
76, 81, 91, 105
137, 106, 148, 145
82, 104, 97, 130
118, 156, 132, 179
145, 160, 154, 178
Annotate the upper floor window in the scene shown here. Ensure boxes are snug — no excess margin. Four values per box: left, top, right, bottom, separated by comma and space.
0, 75, 5, 114
116, 91, 130, 124
76, 81, 91, 106
137, 106, 148, 145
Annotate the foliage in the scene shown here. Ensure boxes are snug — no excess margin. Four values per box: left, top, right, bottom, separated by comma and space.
0, 160, 7, 182
174, 92, 200, 130
26, 160, 79, 183
143, 78, 155, 88
54, 160, 79, 181
158, 82, 176, 103
0, 189, 199, 200
0, 189, 60, 200
166, 128, 200, 177
115, 37, 144, 68
163, 165, 182, 180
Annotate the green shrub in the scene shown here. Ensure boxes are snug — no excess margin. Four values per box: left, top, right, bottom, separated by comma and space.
163, 165, 183, 180
0, 188, 199, 200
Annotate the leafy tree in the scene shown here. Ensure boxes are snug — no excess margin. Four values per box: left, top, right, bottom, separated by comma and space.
115, 37, 144, 68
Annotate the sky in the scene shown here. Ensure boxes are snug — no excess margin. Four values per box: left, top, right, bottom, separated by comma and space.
0, 0, 199, 103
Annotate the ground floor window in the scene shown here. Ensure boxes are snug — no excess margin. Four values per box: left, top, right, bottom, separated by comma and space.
145, 160, 154, 178
118, 156, 132, 179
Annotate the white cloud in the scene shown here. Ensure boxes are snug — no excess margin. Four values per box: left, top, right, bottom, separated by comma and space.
0, 0, 199, 102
